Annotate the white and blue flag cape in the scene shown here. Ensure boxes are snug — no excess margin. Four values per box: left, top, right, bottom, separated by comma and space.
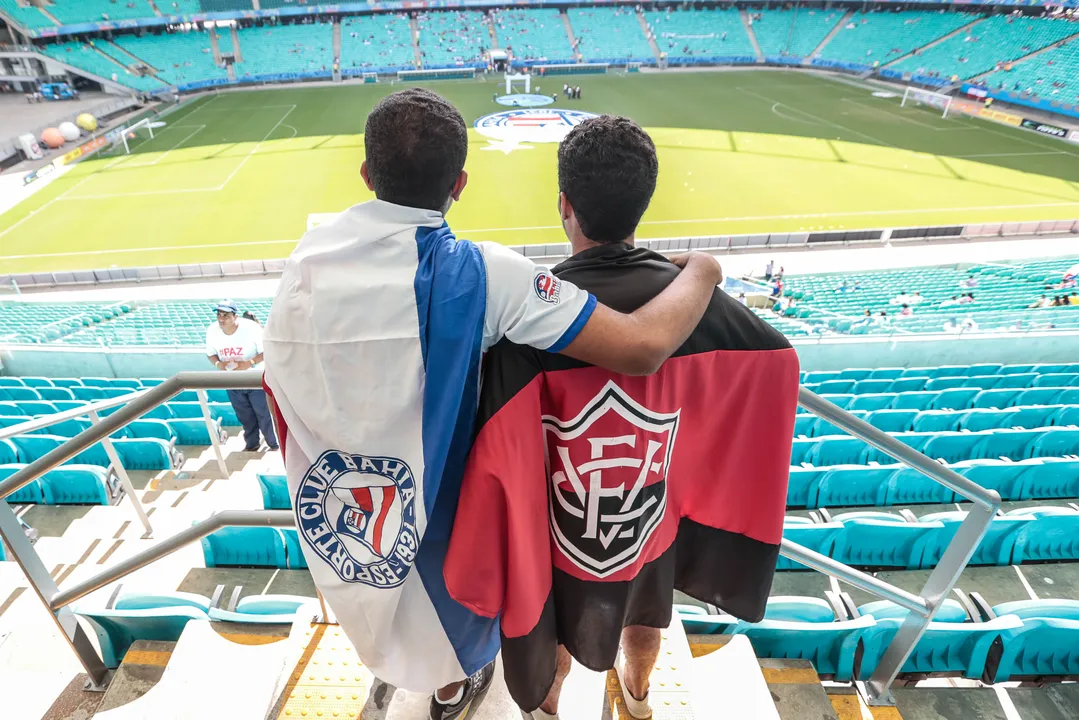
262, 199, 596, 692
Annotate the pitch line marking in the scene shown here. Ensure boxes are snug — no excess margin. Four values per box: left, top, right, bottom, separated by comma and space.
216, 105, 297, 190
0, 174, 95, 241
738, 86, 897, 149
121, 124, 207, 168
953, 151, 1069, 159
0, 238, 298, 261
768, 102, 824, 126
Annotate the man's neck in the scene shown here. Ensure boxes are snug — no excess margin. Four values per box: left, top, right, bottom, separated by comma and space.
569, 234, 635, 257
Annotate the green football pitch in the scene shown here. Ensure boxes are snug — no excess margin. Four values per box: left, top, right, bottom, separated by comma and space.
2, 70, 1079, 274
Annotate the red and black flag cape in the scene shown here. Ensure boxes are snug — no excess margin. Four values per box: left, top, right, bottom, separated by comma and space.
444, 243, 799, 711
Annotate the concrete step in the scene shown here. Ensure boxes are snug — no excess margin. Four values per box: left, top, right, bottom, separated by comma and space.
808, 9, 853, 62
740, 9, 764, 63
883, 17, 985, 70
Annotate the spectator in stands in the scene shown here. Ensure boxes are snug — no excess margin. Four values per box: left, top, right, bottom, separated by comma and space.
899, 303, 913, 316
261, 89, 723, 720
959, 293, 975, 305
942, 295, 961, 307
961, 274, 980, 289
444, 115, 796, 720
1070, 292, 1079, 306
1031, 295, 1052, 309
764, 259, 774, 280
206, 300, 278, 453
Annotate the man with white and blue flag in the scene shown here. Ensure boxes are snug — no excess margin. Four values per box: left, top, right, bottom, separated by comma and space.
262, 88, 721, 720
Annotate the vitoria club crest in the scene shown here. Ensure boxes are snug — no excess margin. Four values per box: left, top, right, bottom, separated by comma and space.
474, 109, 598, 145
543, 381, 680, 578
296, 450, 418, 588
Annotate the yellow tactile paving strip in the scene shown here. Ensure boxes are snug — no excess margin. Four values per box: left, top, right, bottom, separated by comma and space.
277, 623, 369, 720
607, 623, 695, 719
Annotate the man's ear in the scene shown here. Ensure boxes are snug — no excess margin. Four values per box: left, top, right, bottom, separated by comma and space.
558, 191, 573, 222
450, 170, 468, 201
360, 161, 375, 191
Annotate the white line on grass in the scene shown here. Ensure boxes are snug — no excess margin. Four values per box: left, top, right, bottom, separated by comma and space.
63, 188, 222, 199
0, 238, 298, 261
121, 124, 206, 168
737, 86, 897, 148
216, 105, 296, 190
768, 102, 825, 126
0, 175, 96, 241
952, 150, 1069, 159
839, 97, 955, 131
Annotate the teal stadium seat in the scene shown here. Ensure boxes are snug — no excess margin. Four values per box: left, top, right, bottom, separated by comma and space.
866, 410, 917, 433
735, 615, 875, 681
888, 378, 927, 393
858, 615, 1023, 680
912, 410, 962, 433
921, 512, 1032, 567
201, 526, 288, 568
257, 474, 290, 510
0, 465, 45, 503
1012, 509, 1079, 563
850, 394, 895, 411
815, 467, 893, 508
764, 596, 837, 623
858, 599, 969, 623
76, 607, 209, 668
809, 437, 871, 466
1016, 459, 1079, 499
282, 529, 308, 570
930, 389, 980, 410
1028, 429, 1079, 458
980, 618, 1079, 682
778, 522, 843, 571
833, 513, 941, 569
885, 466, 958, 506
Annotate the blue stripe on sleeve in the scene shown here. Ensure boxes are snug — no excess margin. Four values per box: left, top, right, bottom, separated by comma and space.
547, 292, 597, 353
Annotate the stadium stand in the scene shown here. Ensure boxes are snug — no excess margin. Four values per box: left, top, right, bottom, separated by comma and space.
569, 7, 654, 64
491, 8, 575, 64
815, 10, 978, 68
196, 0, 248, 12
157, 0, 200, 14
55, 299, 272, 346
0, 0, 55, 28
0, 301, 131, 344
892, 14, 1079, 81
751, 8, 845, 60
114, 30, 228, 86
643, 7, 755, 63
39, 41, 167, 91
981, 35, 1079, 102
235, 23, 334, 79
340, 13, 415, 74
47, 0, 156, 24
416, 10, 488, 69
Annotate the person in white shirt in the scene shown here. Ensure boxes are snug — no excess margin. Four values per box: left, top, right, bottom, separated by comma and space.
206, 300, 278, 452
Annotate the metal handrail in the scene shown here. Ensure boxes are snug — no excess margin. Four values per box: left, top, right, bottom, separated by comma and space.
0, 372, 1000, 706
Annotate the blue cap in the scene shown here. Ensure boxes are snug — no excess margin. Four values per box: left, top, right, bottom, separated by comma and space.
214, 299, 238, 314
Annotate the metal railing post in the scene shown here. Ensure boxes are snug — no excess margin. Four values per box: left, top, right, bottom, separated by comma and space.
88, 409, 152, 536
864, 502, 997, 705
0, 501, 109, 688
197, 390, 230, 478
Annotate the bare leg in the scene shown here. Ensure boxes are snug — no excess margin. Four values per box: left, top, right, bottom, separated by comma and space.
538, 644, 573, 715
435, 680, 465, 703
620, 626, 661, 702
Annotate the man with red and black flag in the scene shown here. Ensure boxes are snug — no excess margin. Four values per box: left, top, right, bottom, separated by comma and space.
444, 116, 799, 719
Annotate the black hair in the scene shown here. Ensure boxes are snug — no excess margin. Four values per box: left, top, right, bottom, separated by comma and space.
364, 88, 468, 211
242, 311, 258, 322
558, 115, 658, 244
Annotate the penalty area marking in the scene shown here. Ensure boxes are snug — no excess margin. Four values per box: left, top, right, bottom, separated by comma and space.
119, 124, 207, 168
0, 238, 299, 261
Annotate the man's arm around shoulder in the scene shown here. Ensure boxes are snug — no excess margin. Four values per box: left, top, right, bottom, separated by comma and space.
561, 252, 722, 375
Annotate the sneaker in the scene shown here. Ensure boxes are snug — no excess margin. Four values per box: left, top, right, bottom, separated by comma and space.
429, 661, 496, 720
531, 709, 559, 720
614, 650, 652, 720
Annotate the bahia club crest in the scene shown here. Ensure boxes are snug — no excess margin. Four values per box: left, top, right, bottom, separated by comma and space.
296, 450, 418, 588
475, 109, 598, 152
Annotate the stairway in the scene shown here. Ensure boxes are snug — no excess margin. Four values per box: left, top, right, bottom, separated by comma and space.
230, 24, 242, 63
32, 3, 63, 26
106, 39, 158, 72
332, 19, 341, 81
88, 42, 132, 74
809, 9, 853, 62
145, 0, 162, 17
636, 8, 663, 67
208, 26, 222, 65
561, 9, 580, 63
740, 9, 764, 64
410, 15, 422, 68
883, 16, 985, 69
965, 28, 1079, 83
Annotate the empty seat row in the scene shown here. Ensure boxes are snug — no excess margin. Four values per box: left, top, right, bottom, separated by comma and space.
822, 387, 1079, 413
0, 399, 238, 427
0, 464, 118, 505
795, 404, 1079, 437
75, 588, 313, 667
200, 527, 307, 570
803, 364, 1079, 383
0, 435, 175, 471
807, 373, 1079, 396
789, 458, 1079, 508
0, 384, 231, 405
782, 507, 1079, 570
790, 427, 1079, 467
676, 596, 1079, 683
0, 416, 223, 446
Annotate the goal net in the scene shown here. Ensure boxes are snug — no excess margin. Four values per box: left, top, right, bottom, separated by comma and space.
901, 86, 953, 118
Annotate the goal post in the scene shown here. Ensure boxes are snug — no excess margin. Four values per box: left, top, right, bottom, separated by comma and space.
901, 86, 953, 118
